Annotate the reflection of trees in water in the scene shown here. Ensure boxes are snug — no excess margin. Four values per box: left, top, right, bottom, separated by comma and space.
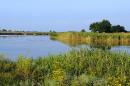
89, 40, 112, 50
52, 37, 112, 50
90, 44, 111, 50
0, 35, 23, 39
51, 34, 130, 50
59, 40, 112, 50
51, 37, 88, 47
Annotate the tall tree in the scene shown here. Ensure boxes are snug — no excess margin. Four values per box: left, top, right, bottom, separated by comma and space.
89, 22, 100, 32
111, 25, 127, 32
89, 19, 127, 33
81, 29, 86, 32
99, 20, 111, 33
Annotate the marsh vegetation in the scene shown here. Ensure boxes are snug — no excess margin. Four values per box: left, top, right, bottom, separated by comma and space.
1, 49, 130, 86
51, 32, 130, 47
1, 20, 130, 85
0, 31, 130, 85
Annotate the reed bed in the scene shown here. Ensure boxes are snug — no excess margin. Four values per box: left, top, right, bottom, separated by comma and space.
0, 49, 130, 85
51, 32, 130, 46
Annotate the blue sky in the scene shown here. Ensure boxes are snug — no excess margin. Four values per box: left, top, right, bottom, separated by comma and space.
0, 0, 129, 31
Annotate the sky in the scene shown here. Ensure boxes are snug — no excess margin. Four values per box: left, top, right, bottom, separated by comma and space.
0, 0, 129, 32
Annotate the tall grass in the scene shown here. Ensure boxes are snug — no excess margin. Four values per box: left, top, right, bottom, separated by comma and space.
0, 49, 130, 85
51, 32, 130, 46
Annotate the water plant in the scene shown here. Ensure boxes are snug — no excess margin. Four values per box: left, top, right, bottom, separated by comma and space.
50, 32, 130, 47
0, 48, 130, 85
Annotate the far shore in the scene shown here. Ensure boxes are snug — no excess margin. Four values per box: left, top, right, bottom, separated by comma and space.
0, 31, 49, 35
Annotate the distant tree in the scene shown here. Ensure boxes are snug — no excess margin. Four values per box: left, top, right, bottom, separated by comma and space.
90, 20, 111, 33
111, 25, 127, 32
8, 30, 12, 32
81, 29, 86, 32
49, 30, 52, 32
49, 30, 56, 33
89, 19, 127, 33
52, 30, 56, 33
89, 22, 100, 32
68, 31, 76, 32
99, 20, 111, 33
2, 29, 7, 32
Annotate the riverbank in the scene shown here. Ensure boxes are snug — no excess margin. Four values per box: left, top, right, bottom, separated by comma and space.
0, 32, 49, 35
0, 49, 130, 85
50, 32, 130, 46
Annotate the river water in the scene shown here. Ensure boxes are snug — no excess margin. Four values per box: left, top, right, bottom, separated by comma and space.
0, 35, 130, 60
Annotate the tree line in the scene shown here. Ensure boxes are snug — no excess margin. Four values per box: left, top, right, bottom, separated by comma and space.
0, 19, 128, 33
89, 19, 127, 33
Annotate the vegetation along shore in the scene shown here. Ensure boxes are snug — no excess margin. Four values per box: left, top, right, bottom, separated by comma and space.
50, 32, 130, 47
0, 19, 130, 85
51, 20, 130, 47
1, 49, 130, 86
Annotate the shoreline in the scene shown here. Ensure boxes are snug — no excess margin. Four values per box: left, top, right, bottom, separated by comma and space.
0, 32, 49, 35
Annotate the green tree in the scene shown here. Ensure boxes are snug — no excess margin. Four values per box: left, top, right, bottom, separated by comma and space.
111, 25, 127, 32
89, 20, 112, 33
2, 29, 7, 32
99, 20, 111, 33
81, 29, 86, 32
89, 22, 100, 32
89, 19, 127, 33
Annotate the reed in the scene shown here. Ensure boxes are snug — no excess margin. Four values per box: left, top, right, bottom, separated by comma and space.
0, 49, 130, 85
51, 32, 130, 46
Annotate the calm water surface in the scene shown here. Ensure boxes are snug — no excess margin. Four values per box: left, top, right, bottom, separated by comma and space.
0, 35, 70, 60
0, 35, 130, 60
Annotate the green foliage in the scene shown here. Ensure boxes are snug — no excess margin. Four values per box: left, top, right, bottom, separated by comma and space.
89, 19, 127, 33
111, 25, 127, 32
1, 49, 130, 85
49, 31, 57, 37
80, 29, 86, 32
16, 55, 32, 79
90, 22, 100, 32
100, 20, 112, 32
89, 20, 111, 33
51, 32, 130, 47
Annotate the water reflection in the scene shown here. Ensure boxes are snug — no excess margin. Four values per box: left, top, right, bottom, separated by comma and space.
52, 35, 130, 52
90, 44, 111, 50
0, 35, 24, 39
1, 35, 130, 60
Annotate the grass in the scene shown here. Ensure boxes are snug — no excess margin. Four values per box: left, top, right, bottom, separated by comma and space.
51, 32, 130, 46
0, 49, 130, 85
